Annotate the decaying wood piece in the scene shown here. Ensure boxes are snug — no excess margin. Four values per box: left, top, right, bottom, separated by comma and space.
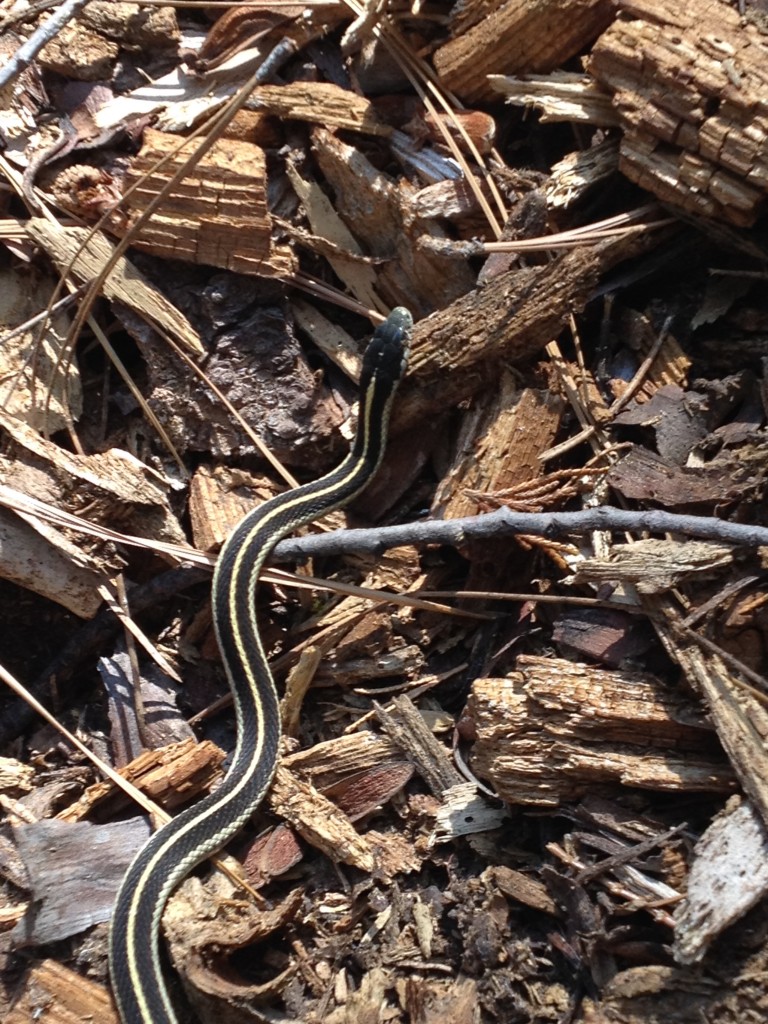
188, 464, 276, 552
247, 732, 418, 882
393, 247, 601, 432
590, 0, 768, 226
38, 12, 119, 81
164, 879, 301, 1020
546, 138, 621, 208
569, 538, 735, 594
248, 81, 390, 135
489, 864, 560, 916
0, 267, 82, 434
0, 409, 185, 615
6, 959, 119, 1024
674, 798, 768, 964
609, 306, 692, 404
57, 739, 225, 822
291, 544, 424, 688
430, 781, 508, 843
376, 695, 464, 796
652, 614, 768, 830
268, 765, 375, 872
0, 755, 34, 795
117, 128, 295, 277
432, 376, 565, 519
0, 408, 176, 548
0, 504, 107, 618
38, 1, 179, 83
433, 0, 615, 102
285, 156, 387, 315
468, 655, 735, 805
311, 127, 476, 317
284, 730, 406, 788
489, 71, 619, 126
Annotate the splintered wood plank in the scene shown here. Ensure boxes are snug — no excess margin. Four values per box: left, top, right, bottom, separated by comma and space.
433, 0, 615, 102
590, 0, 768, 225
392, 247, 601, 432
57, 739, 225, 822
119, 128, 295, 277
468, 655, 736, 806
248, 81, 391, 135
7, 959, 118, 1024
432, 377, 564, 519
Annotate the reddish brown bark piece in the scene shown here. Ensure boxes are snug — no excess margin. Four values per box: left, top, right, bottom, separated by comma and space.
590, 0, 768, 225
433, 0, 615, 103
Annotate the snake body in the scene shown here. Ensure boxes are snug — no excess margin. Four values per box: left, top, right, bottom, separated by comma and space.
109, 308, 412, 1023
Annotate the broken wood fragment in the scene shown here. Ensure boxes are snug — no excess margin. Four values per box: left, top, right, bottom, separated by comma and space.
433, 0, 615, 102
248, 81, 391, 135
6, 958, 119, 1024
164, 879, 302, 1020
24, 217, 203, 355
468, 655, 736, 805
432, 378, 565, 520
393, 247, 601, 432
57, 739, 225, 822
376, 695, 463, 796
674, 798, 768, 964
117, 128, 295, 277
590, 0, 768, 225
268, 765, 375, 872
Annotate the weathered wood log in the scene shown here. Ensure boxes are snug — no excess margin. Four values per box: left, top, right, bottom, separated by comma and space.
468, 655, 735, 805
433, 0, 615, 103
590, 0, 768, 226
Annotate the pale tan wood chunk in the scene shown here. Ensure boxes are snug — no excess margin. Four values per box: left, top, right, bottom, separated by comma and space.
468, 655, 736, 805
590, 0, 768, 225
119, 128, 295, 276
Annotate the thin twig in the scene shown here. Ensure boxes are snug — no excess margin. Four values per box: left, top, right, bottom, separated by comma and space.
272, 506, 768, 562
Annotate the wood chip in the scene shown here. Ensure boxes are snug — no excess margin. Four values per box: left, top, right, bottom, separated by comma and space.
11, 817, 149, 945
24, 217, 204, 356
117, 127, 295, 277
674, 798, 768, 964
57, 738, 225, 822
433, 0, 615, 102
468, 655, 736, 805
6, 959, 119, 1024
590, 0, 768, 225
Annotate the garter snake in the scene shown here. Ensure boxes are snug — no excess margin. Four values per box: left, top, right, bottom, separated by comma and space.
109, 307, 413, 1023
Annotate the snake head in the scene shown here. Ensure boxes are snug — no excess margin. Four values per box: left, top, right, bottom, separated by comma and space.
361, 307, 412, 393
